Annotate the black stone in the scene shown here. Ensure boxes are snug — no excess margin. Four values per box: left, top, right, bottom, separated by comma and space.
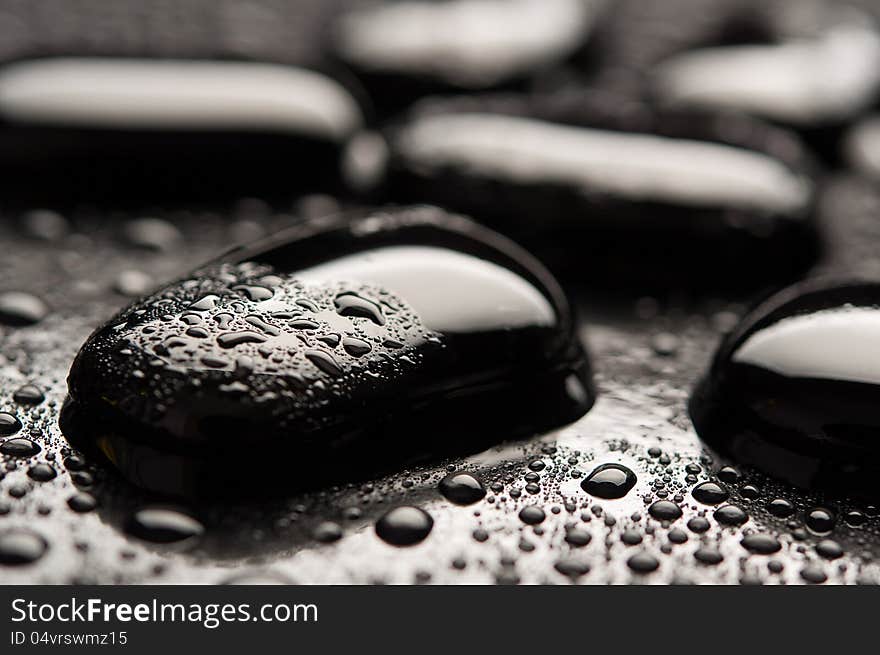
385, 90, 818, 292
691, 279, 880, 498
61, 207, 593, 497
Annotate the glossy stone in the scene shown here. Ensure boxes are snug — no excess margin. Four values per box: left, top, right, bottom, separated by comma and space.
332, 0, 604, 117
653, 7, 880, 136
691, 279, 880, 497
386, 90, 818, 291
62, 207, 593, 497
0, 58, 364, 204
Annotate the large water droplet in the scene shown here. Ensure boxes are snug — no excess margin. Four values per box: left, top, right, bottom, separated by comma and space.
0, 528, 48, 565
375, 506, 433, 546
126, 507, 204, 543
438, 472, 486, 505
581, 463, 636, 499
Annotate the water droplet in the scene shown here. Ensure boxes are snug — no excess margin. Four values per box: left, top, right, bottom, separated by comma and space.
648, 500, 682, 521
767, 498, 795, 518
0, 413, 23, 436
438, 472, 486, 505
714, 504, 749, 526
334, 291, 385, 325
0, 528, 48, 565
627, 551, 659, 573
13, 385, 44, 405
313, 521, 343, 543
694, 546, 724, 565
67, 493, 98, 513
805, 507, 836, 535
816, 539, 844, 560
581, 463, 637, 499
375, 506, 433, 546
0, 437, 38, 456
518, 505, 546, 525
692, 481, 729, 505
741, 533, 781, 554
27, 463, 56, 482
126, 507, 204, 543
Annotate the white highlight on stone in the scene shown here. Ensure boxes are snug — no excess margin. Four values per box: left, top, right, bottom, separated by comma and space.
733, 306, 880, 384
396, 112, 810, 213
335, 0, 602, 86
654, 21, 880, 125
0, 59, 363, 140
297, 245, 556, 332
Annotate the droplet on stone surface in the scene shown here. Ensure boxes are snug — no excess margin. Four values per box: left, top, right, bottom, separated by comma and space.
438, 472, 486, 505
375, 506, 433, 546
125, 507, 205, 544
0, 528, 48, 565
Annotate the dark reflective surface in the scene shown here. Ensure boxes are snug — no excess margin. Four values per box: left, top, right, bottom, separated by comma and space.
62, 206, 593, 497
691, 279, 880, 497
385, 90, 819, 292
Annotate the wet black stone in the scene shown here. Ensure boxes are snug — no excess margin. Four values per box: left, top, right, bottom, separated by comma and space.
438, 472, 486, 505
386, 90, 818, 292
0, 528, 48, 565
714, 504, 749, 526
691, 481, 729, 505
126, 507, 204, 544
0, 62, 365, 205
653, 4, 880, 158
741, 533, 781, 555
691, 279, 880, 498
0, 413, 23, 436
518, 505, 546, 525
716, 466, 740, 483
581, 463, 637, 499
61, 207, 593, 497
375, 506, 433, 546
648, 500, 682, 522
668, 528, 688, 544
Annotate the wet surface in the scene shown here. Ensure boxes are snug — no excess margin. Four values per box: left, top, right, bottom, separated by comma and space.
3, 0, 880, 585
